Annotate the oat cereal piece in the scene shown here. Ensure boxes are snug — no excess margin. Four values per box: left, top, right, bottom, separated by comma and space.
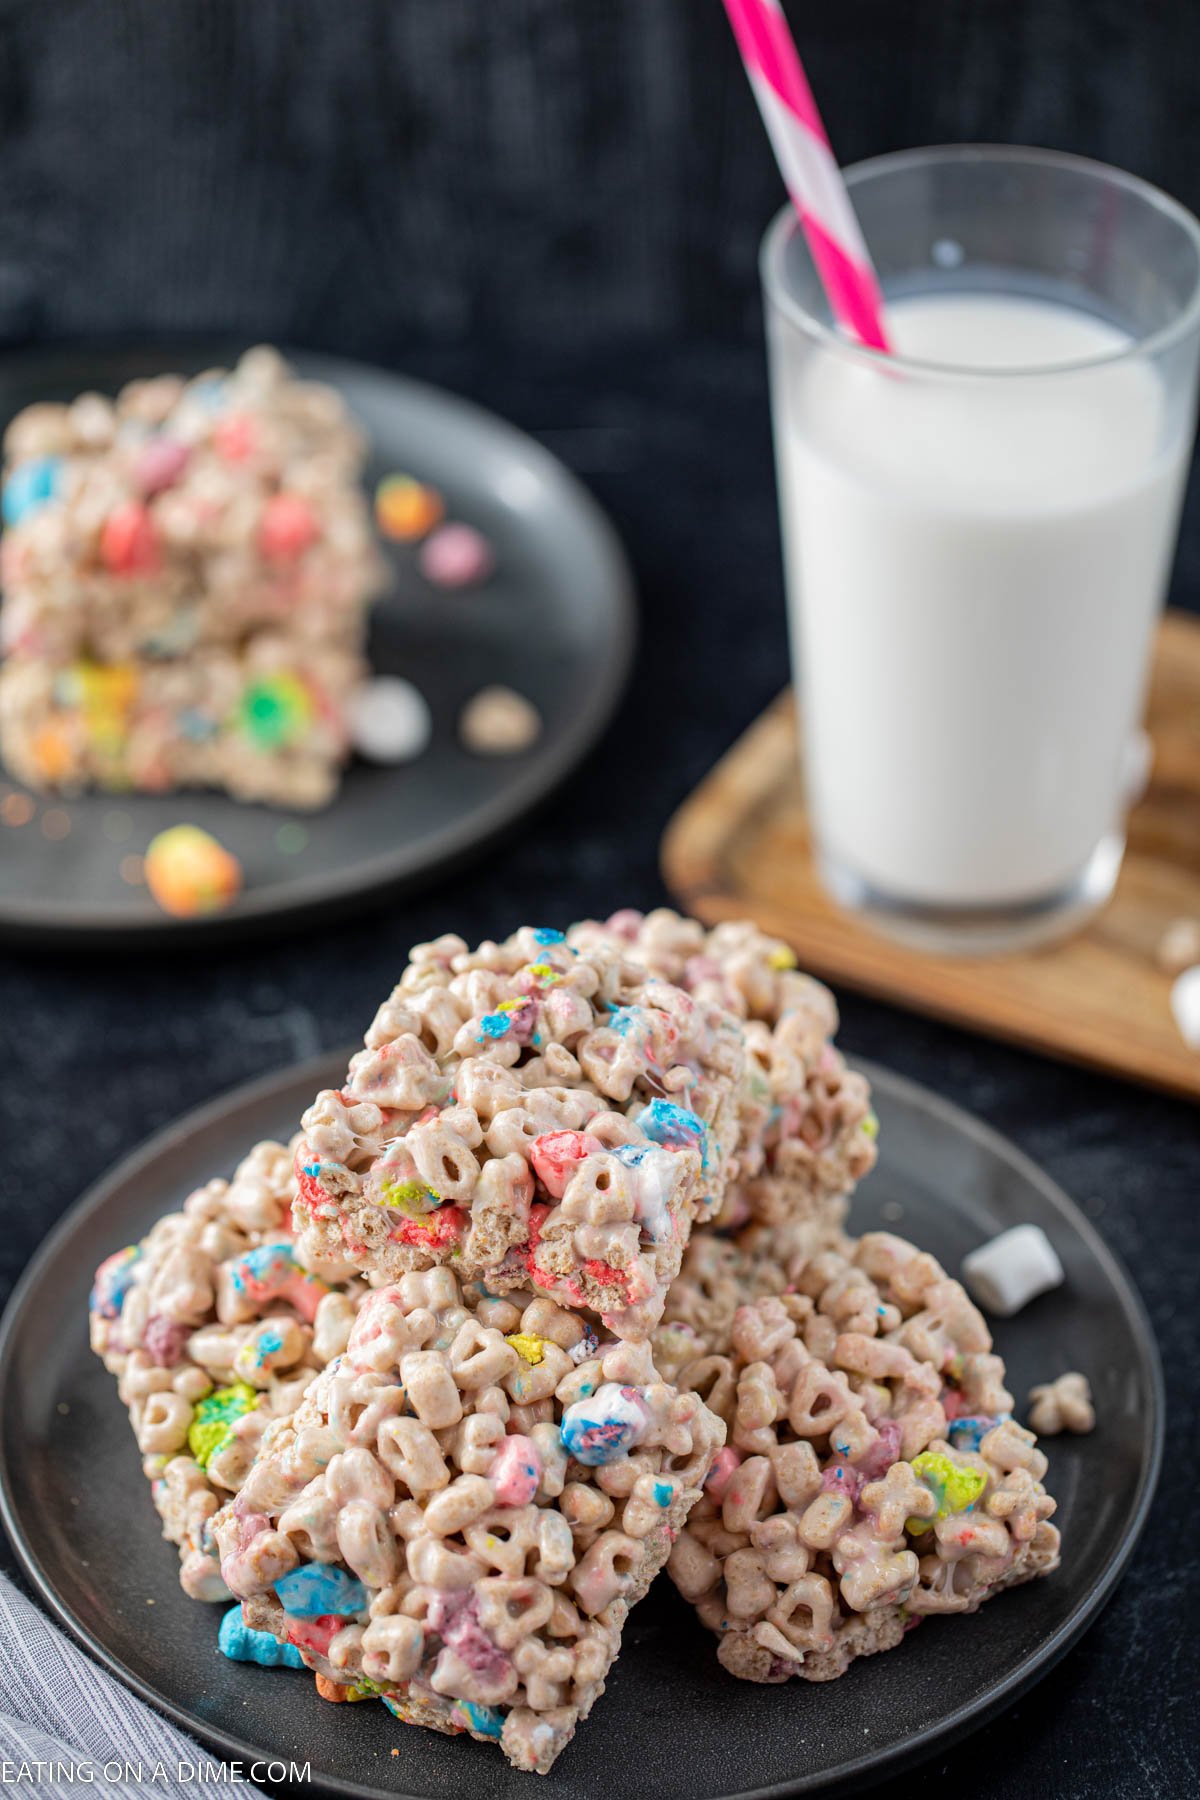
1028, 1372, 1095, 1436
89, 1137, 369, 1601
569, 910, 878, 1233
459, 686, 541, 755
213, 1271, 724, 1772
0, 348, 386, 807
292, 926, 747, 1337
1157, 917, 1200, 976
659, 1228, 1060, 1683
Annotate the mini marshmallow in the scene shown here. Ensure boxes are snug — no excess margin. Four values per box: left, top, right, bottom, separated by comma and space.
1169, 964, 1200, 1050
961, 1223, 1064, 1318
348, 676, 431, 764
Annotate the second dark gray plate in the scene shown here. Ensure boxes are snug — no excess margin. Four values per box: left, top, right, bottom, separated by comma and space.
0, 345, 634, 946
0, 1052, 1162, 1799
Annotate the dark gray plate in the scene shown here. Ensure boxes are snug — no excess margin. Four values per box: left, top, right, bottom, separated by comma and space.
0, 346, 634, 946
0, 1053, 1162, 1800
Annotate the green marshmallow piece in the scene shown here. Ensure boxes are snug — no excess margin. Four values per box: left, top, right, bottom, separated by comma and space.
188, 1380, 259, 1468
908, 1450, 987, 1532
378, 1176, 439, 1217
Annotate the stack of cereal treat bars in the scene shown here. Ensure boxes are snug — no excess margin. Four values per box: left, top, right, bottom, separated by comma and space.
90, 911, 1060, 1774
0, 347, 384, 807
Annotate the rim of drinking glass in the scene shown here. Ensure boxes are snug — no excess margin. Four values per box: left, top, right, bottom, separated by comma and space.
760, 143, 1200, 379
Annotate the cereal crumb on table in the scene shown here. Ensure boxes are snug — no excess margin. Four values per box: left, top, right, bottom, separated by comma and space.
1028, 1371, 1095, 1435
459, 684, 541, 754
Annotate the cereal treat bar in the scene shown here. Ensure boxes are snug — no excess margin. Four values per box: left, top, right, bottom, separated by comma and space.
0, 346, 385, 807
656, 1230, 1061, 1684
213, 1272, 725, 1773
568, 910, 878, 1235
89, 1138, 368, 1601
293, 925, 748, 1337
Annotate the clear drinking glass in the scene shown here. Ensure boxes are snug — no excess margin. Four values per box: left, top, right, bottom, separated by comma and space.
762, 146, 1200, 953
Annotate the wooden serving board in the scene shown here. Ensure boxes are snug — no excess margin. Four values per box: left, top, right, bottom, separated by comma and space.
662, 609, 1200, 1102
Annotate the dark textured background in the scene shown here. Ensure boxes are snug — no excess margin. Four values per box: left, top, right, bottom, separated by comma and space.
0, 4, 1197, 1797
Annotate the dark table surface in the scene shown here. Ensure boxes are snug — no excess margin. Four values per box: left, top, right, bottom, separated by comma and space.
0, 336, 1196, 1800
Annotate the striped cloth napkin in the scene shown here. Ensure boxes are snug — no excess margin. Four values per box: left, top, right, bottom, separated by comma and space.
0, 1573, 267, 1800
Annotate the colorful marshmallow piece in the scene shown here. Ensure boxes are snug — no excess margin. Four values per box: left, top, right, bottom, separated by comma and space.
3, 454, 61, 526
238, 671, 314, 749
490, 1433, 541, 1506
144, 823, 243, 918
218, 1603, 306, 1668
89, 1245, 141, 1319
704, 1445, 743, 1502
635, 1098, 707, 1158
187, 1382, 259, 1468
212, 412, 258, 463
961, 1224, 1065, 1318
226, 1241, 328, 1322
347, 676, 431, 764
947, 1414, 1003, 1454
134, 436, 190, 496
274, 1561, 369, 1619
906, 1450, 987, 1533
529, 1130, 606, 1199
375, 474, 444, 541
418, 522, 495, 589
451, 1700, 506, 1739
560, 1382, 649, 1466
100, 500, 160, 575
260, 491, 319, 562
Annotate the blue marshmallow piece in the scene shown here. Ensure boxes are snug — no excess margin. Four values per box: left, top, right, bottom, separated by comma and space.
3, 455, 61, 526
560, 1382, 649, 1467
635, 1098, 708, 1162
274, 1561, 369, 1619
947, 1414, 1005, 1454
456, 1700, 506, 1738
218, 1604, 306, 1668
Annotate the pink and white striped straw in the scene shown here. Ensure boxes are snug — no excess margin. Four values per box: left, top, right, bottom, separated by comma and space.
722, 0, 892, 352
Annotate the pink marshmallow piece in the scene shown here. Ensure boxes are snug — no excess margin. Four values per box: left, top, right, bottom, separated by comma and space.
529, 1130, 606, 1200
704, 1446, 743, 1502
135, 436, 190, 496
418, 522, 495, 589
490, 1433, 541, 1506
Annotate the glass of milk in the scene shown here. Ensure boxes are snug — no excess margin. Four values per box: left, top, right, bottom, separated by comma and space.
762, 146, 1200, 953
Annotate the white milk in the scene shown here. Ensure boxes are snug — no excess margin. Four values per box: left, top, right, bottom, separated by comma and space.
775, 292, 1190, 907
